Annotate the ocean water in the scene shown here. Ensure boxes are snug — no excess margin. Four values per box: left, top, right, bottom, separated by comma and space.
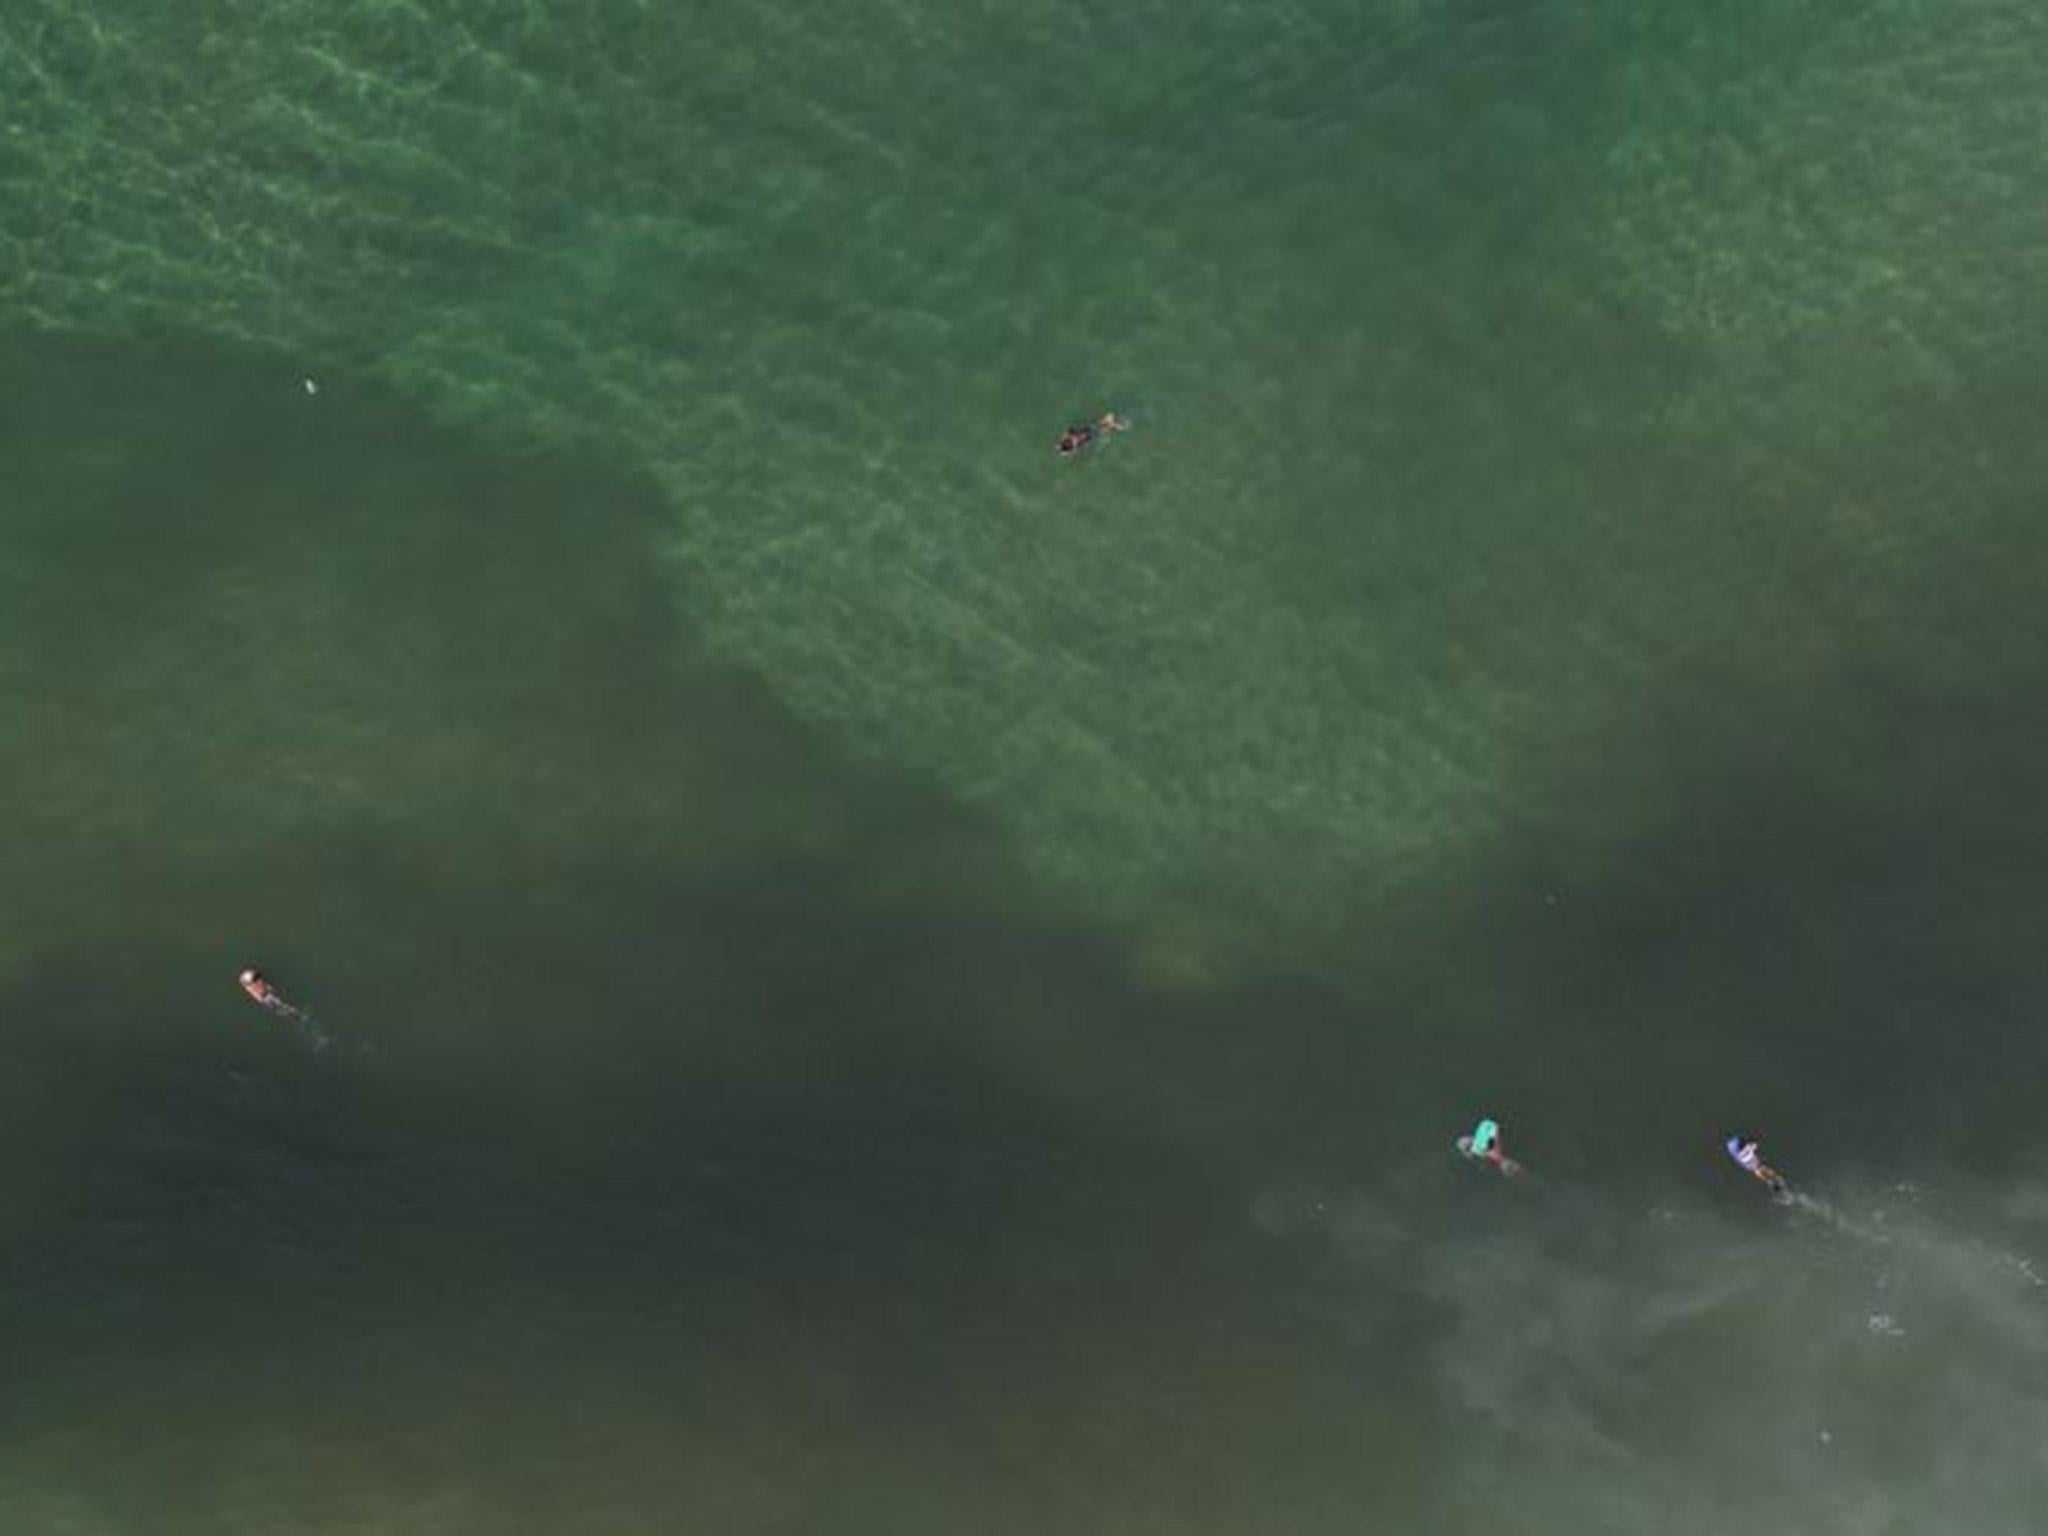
3, 2, 2047, 1532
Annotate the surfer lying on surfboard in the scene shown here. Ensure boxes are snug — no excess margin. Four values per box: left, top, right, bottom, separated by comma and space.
1457, 1116, 1522, 1176
1725, 1134, 1789, 1198
238, 966, 330, 1051
1056, 410, 1130, 458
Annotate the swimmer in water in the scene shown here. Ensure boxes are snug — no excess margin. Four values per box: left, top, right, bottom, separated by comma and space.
1725, 1134, 1788, 1196
1055, 411, 1131, 458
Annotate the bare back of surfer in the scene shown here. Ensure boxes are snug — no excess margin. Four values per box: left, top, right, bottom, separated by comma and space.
238, 966, 329, 1050
240, 967, 288, 1012
1056, 411, 1131, 458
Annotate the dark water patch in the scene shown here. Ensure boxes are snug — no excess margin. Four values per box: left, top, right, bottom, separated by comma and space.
1307, 532, 2048, 1202
0, 332, 1457, 1534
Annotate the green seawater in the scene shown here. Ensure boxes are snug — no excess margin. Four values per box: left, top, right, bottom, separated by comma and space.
3, 2, 2047, 1532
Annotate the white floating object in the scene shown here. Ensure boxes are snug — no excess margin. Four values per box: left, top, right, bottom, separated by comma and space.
303, 377, 319, 395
